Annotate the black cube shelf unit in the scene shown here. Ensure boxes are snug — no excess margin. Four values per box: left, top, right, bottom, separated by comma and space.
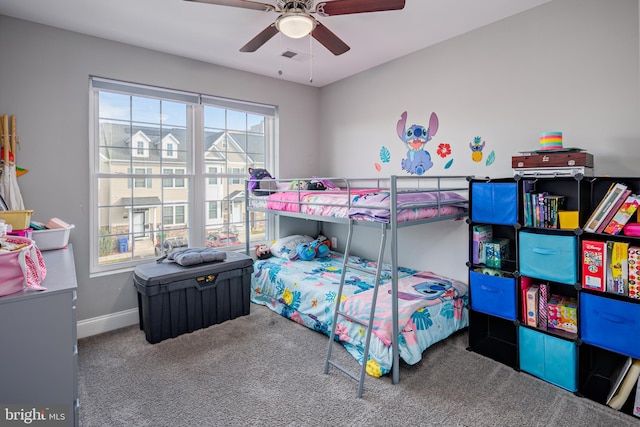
466, 175, 640, 418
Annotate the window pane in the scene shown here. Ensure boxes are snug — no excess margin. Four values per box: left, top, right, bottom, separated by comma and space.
162, 101, 187, 127
99, 92, 130, 121
204, 105, 225, 129
132, 96, 160, 124
227, 110, 246, 131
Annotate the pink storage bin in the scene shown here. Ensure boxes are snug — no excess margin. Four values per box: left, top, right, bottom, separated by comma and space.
7, 228, 33, 239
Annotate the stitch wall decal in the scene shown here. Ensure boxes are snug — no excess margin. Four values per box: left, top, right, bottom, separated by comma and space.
397, 111, 437, 175
469, 136, 485, 162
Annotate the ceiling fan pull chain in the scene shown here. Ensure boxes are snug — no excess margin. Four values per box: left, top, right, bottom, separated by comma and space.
278, 32, 283, 76
309, 34, 313, 83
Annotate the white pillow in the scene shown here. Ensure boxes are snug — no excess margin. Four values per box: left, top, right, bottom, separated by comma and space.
271, 235, 314, 260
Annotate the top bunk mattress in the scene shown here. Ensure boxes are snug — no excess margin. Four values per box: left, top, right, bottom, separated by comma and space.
248, 176, 469, 223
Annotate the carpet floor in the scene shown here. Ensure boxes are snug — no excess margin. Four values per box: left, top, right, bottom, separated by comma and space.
78, 304, 639, 426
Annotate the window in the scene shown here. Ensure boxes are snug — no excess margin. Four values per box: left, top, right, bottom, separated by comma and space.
229, 167, 244, 185
208, 167, 218, 185
162, 168, 186, 188
208, 201, 219, 220
90, 77, 275, 273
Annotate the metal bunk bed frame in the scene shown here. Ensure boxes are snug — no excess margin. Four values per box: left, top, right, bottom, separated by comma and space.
244, 175, 469, 397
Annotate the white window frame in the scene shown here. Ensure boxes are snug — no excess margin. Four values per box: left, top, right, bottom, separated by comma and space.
89, 77, 276, 275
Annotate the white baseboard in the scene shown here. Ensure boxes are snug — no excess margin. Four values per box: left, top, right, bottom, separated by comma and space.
77, 308, 139, 339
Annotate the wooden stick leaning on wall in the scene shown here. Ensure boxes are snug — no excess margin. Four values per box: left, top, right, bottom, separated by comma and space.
2, 114, 9, 165
10, 115, 16, 161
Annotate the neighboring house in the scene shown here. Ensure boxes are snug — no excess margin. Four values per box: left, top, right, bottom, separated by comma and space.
98, 122, 262, 255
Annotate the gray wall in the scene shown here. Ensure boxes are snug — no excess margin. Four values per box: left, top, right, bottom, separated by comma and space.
0, 0, 638, 328
0, 15, 320, 323
318, 0, 640, 282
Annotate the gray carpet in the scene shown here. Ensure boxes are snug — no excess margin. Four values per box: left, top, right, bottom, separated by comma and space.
78, 304, 638, 427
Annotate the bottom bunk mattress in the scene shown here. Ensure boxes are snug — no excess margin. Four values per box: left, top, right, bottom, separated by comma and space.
251, 252, 468, 378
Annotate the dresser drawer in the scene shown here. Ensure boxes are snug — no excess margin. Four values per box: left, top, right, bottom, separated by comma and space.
580, 293, 640, 358
519, 232, 577, 284
469, 270, 517, 320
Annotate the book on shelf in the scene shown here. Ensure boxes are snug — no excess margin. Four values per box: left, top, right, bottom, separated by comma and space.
596, 189, 632, 233
603, 194, 640, 235
522, 191, 565, 228
582, 240, 607, 292
521, 180, 534, 227
606, 241, 629, 296
608, 358, 640, 410
543, 194, 565, 229
607, 357, 633, 406
634, 374, 640, 417
525, 285, 539, 327
584, 182, 628, 233
524, 191, 546, 227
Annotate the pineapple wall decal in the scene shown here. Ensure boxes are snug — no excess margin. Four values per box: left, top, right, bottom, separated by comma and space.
469, 136, 485, 162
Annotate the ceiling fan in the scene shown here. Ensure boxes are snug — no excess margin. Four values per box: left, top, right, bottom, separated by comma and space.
184, 0, 406, 56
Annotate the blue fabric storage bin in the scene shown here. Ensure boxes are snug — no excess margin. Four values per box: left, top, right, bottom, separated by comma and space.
519, 232, 577, 284
469, 270, 517, 320
580, 293, 640, 359
519, 327, 578, 392
471, 182, 517, 225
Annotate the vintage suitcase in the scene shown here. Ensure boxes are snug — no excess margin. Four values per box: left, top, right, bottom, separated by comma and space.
133, 251, 254, 343
512, 151, 594, 169
513, 166, 594, 178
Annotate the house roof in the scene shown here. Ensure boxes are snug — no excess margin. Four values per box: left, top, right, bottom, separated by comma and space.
99, 122, 265, 166
119, 196, 162, 206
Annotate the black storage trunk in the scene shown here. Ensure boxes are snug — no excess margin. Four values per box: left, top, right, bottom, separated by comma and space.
133, 251, 254, 344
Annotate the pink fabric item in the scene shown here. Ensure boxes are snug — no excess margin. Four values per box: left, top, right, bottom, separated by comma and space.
265, 188, 379, 213
0, 236, 47, 296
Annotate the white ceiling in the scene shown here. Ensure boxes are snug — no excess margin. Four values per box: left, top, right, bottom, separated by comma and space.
0, 0, 551, 87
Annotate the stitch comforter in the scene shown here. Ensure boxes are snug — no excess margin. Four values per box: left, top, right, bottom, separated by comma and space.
251, 253, 468, 377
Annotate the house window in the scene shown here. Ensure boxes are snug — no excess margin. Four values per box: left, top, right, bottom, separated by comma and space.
163, 205, 186, 225
90, 77, 275, 273
208, 201, 219, 220
208, 167, 218, 185
162, 168, 185, 188
229, 168, 244, 185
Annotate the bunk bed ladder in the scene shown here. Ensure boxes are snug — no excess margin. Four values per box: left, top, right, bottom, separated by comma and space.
323, 220, 388, 398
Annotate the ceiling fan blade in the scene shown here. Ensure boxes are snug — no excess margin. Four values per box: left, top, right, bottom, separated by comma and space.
315, 0, 405, 16
240, 24, 279, 52
183, 0, 275, 12
311, 22, 350, 56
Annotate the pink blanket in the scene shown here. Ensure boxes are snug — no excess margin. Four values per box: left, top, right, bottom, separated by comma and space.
266, 189, 378, 214
340, 271, 468, 346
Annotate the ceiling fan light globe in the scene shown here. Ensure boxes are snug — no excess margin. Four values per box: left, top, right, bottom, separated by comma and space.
276, 13, 316, 39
